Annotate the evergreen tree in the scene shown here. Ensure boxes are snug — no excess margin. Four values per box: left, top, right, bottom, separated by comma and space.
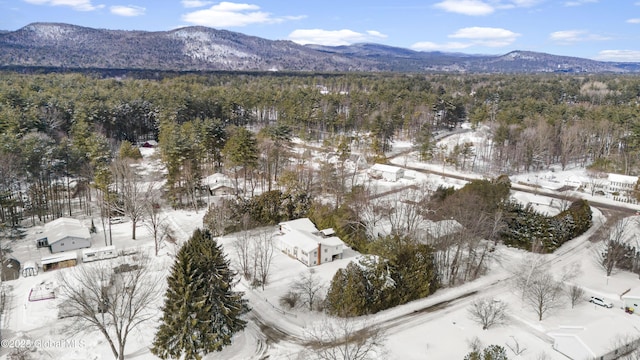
152, 229, 248, 360
464, 345, 509, 360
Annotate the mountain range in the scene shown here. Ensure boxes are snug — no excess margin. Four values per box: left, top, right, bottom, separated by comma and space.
1, 22, 639, 74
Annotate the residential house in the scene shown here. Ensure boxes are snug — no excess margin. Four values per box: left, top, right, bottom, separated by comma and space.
209, 184, 236, 196
548, 317, 640, 360
202, 173, 237, 196
277, 218, 345, 267
36, 217, 92, 253
368, 163, 405, 182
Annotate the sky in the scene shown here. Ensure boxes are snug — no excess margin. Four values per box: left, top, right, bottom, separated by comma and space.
1, 0, 640, 62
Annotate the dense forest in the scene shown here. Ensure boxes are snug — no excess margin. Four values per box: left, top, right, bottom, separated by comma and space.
0, 71, 637, 311
1, 71, 639, 223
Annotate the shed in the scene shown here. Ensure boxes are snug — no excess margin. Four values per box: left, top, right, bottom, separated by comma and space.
37, 217, 92, 253
368, 163, 405, 182
22, 260, 38, 277
1, 257, 20, 281
41, 252, 78, 271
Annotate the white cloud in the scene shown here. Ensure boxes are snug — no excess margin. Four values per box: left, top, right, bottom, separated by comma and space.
564, 0, 598, 6
288, 29, 388, 46
23, 0, 104, 11
509, 0, 543, 6
627, 18, 640, 24
595, 50, 640, 62
449, 27, 521, 47
549, 29, 610, 43
181, 2, 301, 27
411, 26, 520, 51
366, 30, 388, 39
181, 0, 212, 8
110, 5, 145, 17
410, 41, 472, 51
434, 0, 494, 15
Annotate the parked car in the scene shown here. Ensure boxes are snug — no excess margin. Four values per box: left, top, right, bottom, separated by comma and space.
589, 296, 613, 308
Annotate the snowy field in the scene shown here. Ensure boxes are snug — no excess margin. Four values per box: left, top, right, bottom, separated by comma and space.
2, 129, 640, 360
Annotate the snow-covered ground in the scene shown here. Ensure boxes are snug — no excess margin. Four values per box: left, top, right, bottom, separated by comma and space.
2, 130, 640, 360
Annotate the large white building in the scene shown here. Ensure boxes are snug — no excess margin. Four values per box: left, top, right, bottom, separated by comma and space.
276, 218, 344, 267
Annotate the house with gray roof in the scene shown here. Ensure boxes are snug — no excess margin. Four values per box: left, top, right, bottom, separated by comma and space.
36, 217, 92, 253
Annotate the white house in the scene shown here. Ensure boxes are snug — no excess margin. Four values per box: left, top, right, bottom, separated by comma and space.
368, 163, 405, 182
36, 217, 92, 253
548, 317, 640, 360
277, 218, 345, 267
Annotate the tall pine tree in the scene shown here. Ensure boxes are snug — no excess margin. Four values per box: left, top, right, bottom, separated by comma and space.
152, 229, 248, 360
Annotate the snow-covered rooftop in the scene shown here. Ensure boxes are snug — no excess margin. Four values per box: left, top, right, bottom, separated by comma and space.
40, 217, 90, 244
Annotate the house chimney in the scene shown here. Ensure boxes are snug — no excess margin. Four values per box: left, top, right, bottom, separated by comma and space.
317, 243, 321, 265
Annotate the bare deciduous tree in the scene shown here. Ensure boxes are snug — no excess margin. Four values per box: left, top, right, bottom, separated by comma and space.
505, 336, 527, 356
57, 254, 161, 360
110, 158, 148, 240
293, 269, 324, 311
609, 334, 640, 359
252, 229, 275, 290
304, 316, 387, 360
567, 285, 585, 309
234, 230, 253, 281
598, 218, 634, 276
512, 253, 546, 301
144, 183, 175, 256
586, 169, 607, 196
524, 271, 564, 321
467, 298, 508, 330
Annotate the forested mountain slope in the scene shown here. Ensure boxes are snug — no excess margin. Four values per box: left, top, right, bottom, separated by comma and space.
1, 23, 639, 73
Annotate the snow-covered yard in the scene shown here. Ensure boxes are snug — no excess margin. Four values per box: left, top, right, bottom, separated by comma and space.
3, 132, 640, 360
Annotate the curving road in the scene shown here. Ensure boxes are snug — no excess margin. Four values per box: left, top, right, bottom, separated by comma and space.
246, 161, 639, 358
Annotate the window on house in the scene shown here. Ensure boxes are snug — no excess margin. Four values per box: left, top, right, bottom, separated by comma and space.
325, 249, 327, 253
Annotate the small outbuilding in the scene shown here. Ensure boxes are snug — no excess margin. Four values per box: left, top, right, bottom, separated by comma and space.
36, 217, 92, 253
22, 260, 38, 277
1, 257, 20, 281
368, 163, 405, 182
